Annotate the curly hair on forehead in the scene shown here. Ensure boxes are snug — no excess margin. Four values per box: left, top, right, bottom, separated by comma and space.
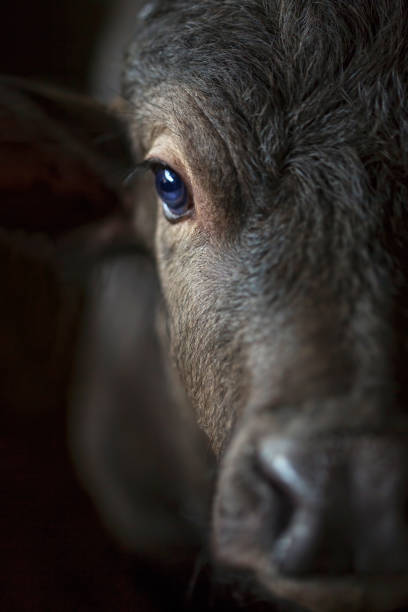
124, 3, 406, 132
124, 0, 407, 102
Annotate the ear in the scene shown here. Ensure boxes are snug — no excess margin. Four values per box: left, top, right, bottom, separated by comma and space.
0, 77, 145, 418
0, 76, 136, 245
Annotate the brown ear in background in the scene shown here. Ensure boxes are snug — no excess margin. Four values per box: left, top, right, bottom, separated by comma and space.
0, 79, 154, 611
0, 76, 139, 417
0, 76, 135, 239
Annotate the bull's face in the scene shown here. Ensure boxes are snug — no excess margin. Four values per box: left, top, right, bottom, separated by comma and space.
123, 1, 408, 610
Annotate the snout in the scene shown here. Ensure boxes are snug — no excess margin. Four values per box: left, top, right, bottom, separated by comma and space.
213, 433, 408, 611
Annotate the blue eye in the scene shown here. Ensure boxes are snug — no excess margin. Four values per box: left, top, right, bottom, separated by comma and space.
155, 167, 190, 220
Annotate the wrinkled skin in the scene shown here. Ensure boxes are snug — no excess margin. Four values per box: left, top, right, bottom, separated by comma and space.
121, 1, 408, 610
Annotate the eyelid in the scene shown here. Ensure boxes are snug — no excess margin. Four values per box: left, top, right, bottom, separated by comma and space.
143, 157, 167, 172
145, 151, 189, 176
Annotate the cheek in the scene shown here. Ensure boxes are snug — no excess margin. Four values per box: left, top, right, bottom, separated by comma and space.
154, 217, 250, 453
155, 211, 207, 312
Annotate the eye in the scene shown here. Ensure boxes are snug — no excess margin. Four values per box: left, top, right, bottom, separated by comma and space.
154, 166, 191, 221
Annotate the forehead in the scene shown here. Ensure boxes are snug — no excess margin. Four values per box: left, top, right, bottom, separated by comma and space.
123, 0, 395, 120
123, 0, 406, 212
123, 1, 283, 182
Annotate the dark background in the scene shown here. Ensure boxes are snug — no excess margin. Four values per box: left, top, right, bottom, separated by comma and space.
1, 0, 143, 101
0, 3, 168, 610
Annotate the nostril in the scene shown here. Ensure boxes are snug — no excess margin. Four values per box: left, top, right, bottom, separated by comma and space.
255, 438, 331, 576
216, 435, 408, 581
257, 439, 316, 504
254, 443, 298, 544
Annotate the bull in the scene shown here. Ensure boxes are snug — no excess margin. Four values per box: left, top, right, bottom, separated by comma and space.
2, 1, 408, 611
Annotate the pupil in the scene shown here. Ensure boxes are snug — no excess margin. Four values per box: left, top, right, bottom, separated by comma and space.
161, 169, 180, 193
156, 167, 187, 210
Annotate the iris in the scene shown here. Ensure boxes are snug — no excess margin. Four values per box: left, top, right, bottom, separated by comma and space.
155, 167, 189, 220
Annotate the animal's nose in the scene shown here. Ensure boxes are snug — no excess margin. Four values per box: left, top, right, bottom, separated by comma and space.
254, 436, 408, 576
